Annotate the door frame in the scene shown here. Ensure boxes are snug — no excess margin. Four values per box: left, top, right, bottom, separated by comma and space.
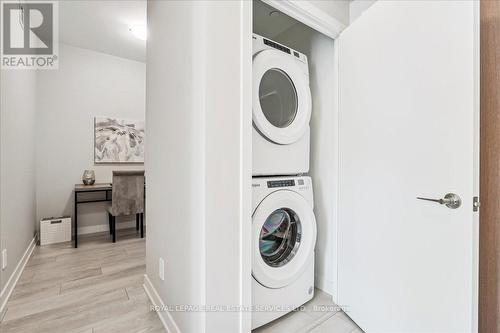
472, 2, 480, 332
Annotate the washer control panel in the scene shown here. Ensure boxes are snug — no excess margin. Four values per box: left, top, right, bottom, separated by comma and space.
252, 176, 314, 209
267, 179, 295, 188
266, 178, 306, 188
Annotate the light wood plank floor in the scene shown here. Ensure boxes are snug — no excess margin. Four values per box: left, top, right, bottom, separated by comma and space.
0, 228, 165, 333
253, 289, 362, 333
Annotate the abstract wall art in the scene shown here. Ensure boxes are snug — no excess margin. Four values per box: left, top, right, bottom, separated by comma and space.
94, 117, 145, 163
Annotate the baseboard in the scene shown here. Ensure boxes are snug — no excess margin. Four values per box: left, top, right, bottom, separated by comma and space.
143, 274, 181, 333
315, 275, 335, 300
77, 221, 136, 236
0, 234, 37, 321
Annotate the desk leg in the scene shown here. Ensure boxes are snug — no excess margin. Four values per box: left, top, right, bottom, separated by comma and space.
140, 213, 144, 238
112, 216, 116, 243
74, 191, 78, 248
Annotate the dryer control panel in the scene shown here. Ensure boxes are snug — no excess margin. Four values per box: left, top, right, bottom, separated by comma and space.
253, 33, 308, 65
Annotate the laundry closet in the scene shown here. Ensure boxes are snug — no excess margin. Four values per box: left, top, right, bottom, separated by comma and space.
251, 0, 338, 330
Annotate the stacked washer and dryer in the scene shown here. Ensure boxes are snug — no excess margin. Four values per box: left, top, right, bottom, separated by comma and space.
252, 33, 317, 329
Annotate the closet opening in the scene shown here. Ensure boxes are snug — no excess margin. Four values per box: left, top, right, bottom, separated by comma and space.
251, 1, 352, 331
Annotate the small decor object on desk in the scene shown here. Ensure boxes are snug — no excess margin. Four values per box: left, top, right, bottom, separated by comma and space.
40, 216, 72, 246
82, 169, 95, 185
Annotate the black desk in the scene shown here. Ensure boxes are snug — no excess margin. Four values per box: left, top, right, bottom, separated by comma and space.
74, 183, 113, 248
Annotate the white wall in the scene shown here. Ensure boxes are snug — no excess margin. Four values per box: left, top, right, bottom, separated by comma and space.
203, 2, 251, 331
146, 3, 205, 331
36, 44, 146, 234
350, 0, 377, 23
146, 1, 251, 332
0, 70, 37, 296
275, 24, 338, 296
307, 0, 350, 26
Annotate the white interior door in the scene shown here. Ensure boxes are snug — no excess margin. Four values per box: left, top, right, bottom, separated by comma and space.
338, 1, 478, 332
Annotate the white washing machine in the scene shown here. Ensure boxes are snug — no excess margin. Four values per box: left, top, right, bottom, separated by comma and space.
252, 176, 317, 329
253, 34, 312, 176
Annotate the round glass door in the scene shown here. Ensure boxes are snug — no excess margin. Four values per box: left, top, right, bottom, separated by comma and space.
253, 49, 312, 145
252, 190, 316, 288
258, 69, 298, 128
259, 208, 301, 267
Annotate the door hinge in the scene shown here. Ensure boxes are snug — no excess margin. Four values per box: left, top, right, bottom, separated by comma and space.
473, 196, 480, 212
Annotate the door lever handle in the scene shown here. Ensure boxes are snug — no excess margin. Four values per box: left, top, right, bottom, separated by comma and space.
416, 193, 461, 209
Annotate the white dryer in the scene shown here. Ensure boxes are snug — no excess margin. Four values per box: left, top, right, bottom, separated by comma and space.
253, 34, 312, 176
252, 176, 317, 329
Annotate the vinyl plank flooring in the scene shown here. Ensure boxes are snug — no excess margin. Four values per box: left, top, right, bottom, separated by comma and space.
0, 228, 164, 333
100, 257, 145, 275
25, 255, 57, 268
308, 312, 359, 333
3, 287, 127, 322
91, 301, 164, 333
252, 289, 363, 333
31, 266, 102, 284
60, 265, 145, 295
1, 289, 129, 333
253, 310, 315, 333
8, 282, 61, 304
301, 289, 341, 320
16, 270, 35, 286
1, 228, 362, 333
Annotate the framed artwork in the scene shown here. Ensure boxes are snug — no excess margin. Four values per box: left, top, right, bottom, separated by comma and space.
94, 117, 145, 163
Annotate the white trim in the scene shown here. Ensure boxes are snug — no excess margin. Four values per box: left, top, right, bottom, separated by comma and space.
0, 235, 37, 320
261, 0, 346, 39
471, 1, 480, 332
143, 274, 181, 333
239, 1, 253, 332
76, 221, 137, 236
332, 29, 341, 307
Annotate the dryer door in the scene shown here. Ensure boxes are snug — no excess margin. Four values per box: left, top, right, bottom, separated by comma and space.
253, 49, 312, 145
252, 190, 316, 289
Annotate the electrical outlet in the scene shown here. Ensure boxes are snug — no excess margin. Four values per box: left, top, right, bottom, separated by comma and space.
159, 257, 165, 281
2, 249, 7, 270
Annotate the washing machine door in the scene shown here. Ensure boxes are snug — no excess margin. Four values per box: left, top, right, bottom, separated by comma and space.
253, 49, 312, 145
252, 190, 317, 289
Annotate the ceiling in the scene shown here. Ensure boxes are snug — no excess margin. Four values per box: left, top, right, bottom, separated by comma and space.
58, 0, 354, 63
59, 0, 146, 62
253, 1, 299, 39
253, 0, 351, 39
